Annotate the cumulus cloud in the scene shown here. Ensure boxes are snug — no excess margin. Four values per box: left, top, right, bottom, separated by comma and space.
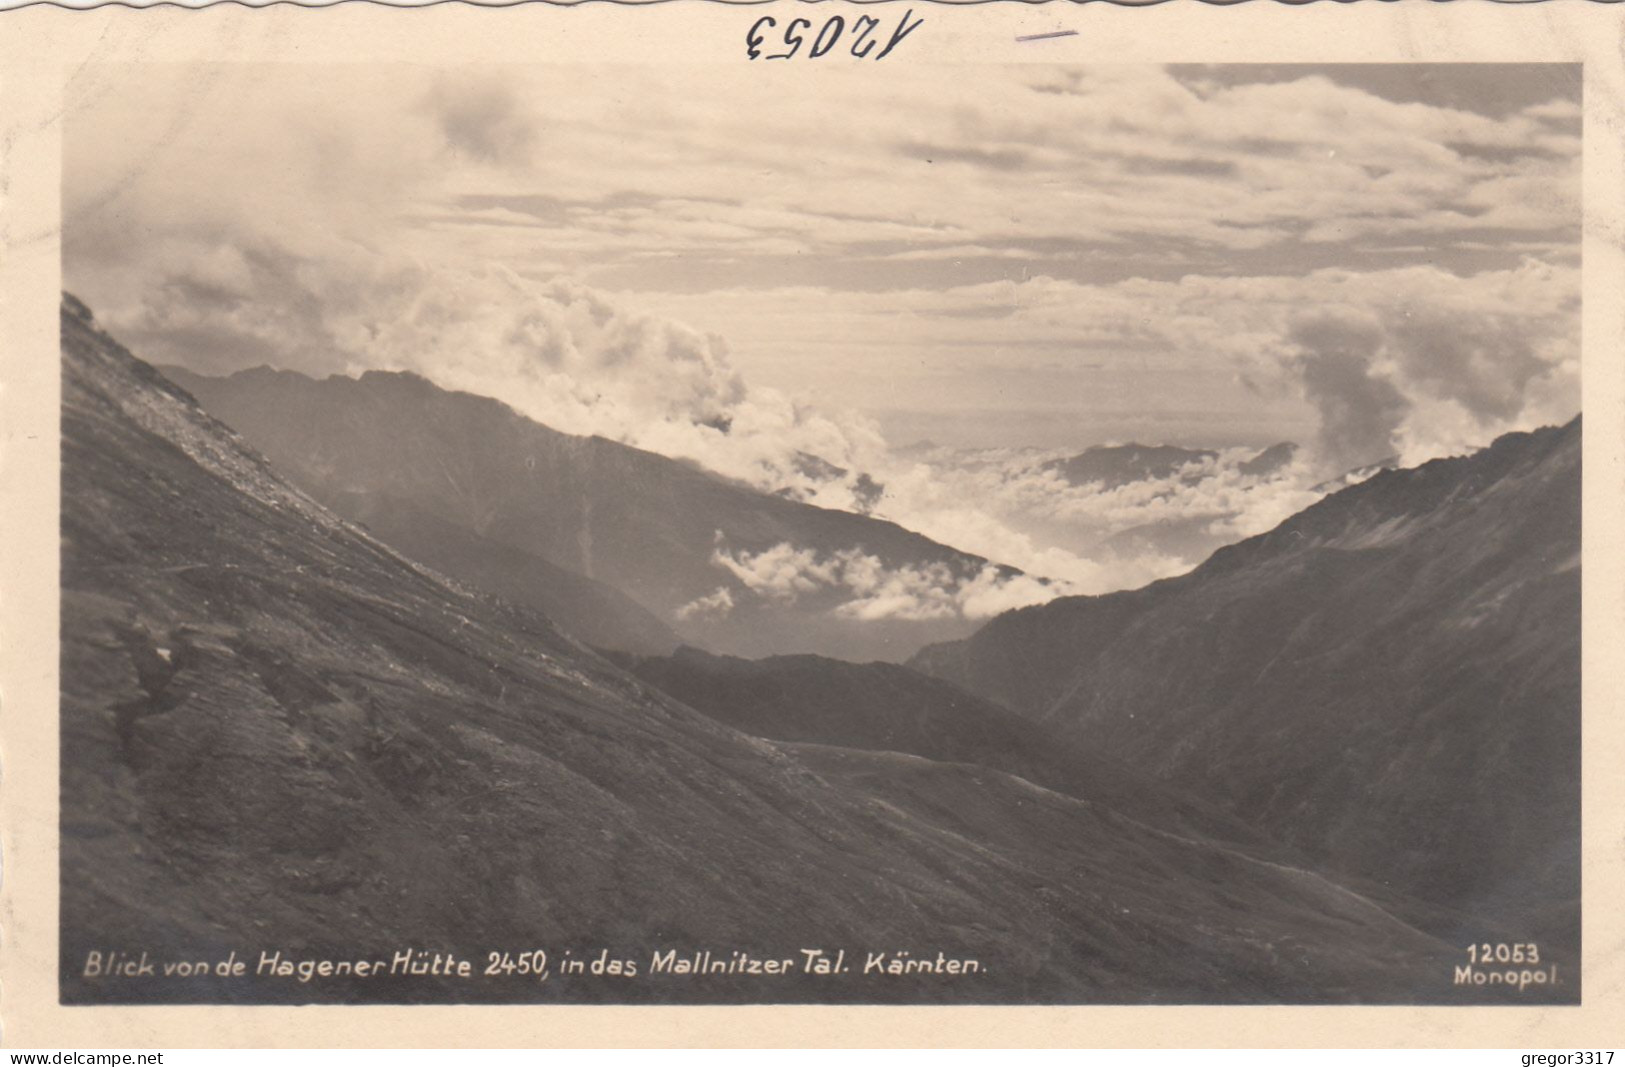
1388, 307, 1553, 423
710, 541, 1061, 622
1261, 268, 1578, 473
1288, 313, 1411, 472
676, 586, 734, 621
79, 232, 894, 508
77, 222, 1577, 602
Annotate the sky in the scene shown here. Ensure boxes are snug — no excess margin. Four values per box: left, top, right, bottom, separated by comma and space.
62, 62, 1582, 601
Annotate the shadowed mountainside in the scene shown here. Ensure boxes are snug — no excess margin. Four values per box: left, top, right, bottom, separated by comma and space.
913, 418, 1581, 951
321, 488, 681, 656
162, 364, 1018, 662
63, 294, 1504, 1004
610, 645, 1281, 855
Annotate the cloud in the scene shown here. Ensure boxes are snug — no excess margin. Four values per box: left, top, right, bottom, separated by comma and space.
420, 77, 539, 167
676, 586, 735, 621
713, 542, 841, 602
1387, 307, 1551, 423
1252, 265, 1578, 473
1288, 312, 1411, 471
76, 231, 897, 509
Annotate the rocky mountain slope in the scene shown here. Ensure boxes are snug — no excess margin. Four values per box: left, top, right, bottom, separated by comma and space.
318, 488, 681, 656
63, 294, 1491, 1004
913, 419, 1582, 950
609, 646, 1276, 854
163, 365, 1015, 662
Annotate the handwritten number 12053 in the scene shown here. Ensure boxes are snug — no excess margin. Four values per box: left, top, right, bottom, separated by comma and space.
747, 11, 924, 61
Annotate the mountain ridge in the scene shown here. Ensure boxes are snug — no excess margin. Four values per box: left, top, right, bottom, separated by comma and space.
1044, 442, 1220, 490
608, 644, 1281, 855
911, 417, 1581, 950
162, 362, 1023, 661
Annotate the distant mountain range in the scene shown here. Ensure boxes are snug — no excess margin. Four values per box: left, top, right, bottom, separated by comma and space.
62, 293, 1514, 1004
914, 418, 1581, 948
989, 439, 1304, 571
163, 364, 1013, 662
1044, 443, 1221, 489
1043, 440, 1299, 491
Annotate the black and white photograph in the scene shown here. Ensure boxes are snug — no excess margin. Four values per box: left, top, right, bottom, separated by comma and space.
54, 58, 1583, 1007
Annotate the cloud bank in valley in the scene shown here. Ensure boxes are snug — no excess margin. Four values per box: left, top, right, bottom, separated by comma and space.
62, 63, 1582, 622
700, 541, 1060, 623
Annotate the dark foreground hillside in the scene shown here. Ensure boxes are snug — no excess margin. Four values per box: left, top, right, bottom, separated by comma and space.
914, 418, 1582, 956
610, 645, 1281, 856
61, 293, 1507, 1004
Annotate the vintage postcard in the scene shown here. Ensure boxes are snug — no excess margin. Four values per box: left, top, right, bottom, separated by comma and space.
2, 0, 1622, 1048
